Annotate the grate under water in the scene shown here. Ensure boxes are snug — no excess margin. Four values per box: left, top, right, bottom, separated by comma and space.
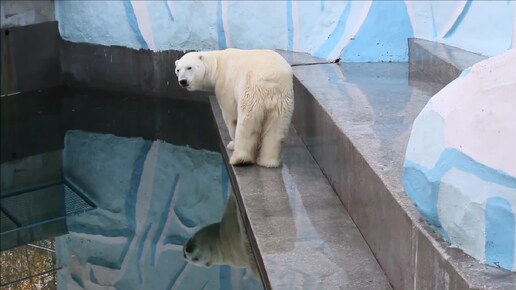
0, 178, 96, 250
0, 210, 17, 232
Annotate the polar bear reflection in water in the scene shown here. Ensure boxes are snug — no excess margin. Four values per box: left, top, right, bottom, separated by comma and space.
183, 189, 258, 277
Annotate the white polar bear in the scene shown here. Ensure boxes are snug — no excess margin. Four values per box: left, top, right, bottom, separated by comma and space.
183, 189, 258, 277
175, 49, 294, 168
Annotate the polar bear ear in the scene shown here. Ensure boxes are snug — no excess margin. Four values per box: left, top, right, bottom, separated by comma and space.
175, 60, 179, 67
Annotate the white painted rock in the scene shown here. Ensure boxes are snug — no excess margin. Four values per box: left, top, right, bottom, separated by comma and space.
403, 49, 516, 271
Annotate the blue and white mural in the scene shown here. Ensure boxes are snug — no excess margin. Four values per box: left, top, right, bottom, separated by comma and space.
54, 0, 515, 62
407, 0, 515, 57
56, 131, 262, 289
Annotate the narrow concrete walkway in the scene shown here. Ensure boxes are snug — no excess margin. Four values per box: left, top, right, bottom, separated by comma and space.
210, 96, 391, 290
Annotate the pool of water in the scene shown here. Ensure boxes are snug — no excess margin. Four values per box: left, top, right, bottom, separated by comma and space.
0, 87, 263, 289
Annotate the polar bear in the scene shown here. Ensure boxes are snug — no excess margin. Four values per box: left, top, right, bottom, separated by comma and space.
183, 189, 258, 277
175, 49, 294, 168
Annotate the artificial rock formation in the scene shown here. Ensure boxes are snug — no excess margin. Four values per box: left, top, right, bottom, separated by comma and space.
404, 49, 516, 271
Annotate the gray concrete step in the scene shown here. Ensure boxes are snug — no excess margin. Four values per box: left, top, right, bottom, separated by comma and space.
409, 38, 486, 87
209, 96, 392, 290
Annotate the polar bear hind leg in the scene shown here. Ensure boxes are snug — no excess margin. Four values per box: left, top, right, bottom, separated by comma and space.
223, 117, 237, 151
229, 111, 263, 165
256, 85, 293, 168
230, 101, 264, 166
257, 110, 291, 168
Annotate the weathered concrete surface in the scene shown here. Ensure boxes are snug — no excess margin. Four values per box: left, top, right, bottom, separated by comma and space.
210, 96, 391, 290
408, 38, 486, 87
1, 22, 60, 94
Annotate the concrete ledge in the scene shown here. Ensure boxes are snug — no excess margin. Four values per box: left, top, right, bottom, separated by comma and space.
275, 50, 333, 66
408, 38, 486, 87
59, 41, 210, 102
209, 96, 391, 290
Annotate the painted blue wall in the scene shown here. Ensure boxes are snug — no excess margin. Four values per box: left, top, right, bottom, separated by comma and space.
409, 0, 515, 57
54, 0, 515, 62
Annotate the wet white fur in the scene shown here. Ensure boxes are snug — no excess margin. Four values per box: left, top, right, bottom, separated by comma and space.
175, 49, 294, 167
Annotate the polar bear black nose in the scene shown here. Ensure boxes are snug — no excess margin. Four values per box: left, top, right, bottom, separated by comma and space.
185, 239, 195, 253
179, 79, 188, 86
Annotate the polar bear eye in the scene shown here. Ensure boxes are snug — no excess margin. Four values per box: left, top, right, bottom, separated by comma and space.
187, 67, 192, 70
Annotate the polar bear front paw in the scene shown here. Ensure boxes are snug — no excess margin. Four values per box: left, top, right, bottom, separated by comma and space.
256, 156, 281, 168
227, 141, 234, 150
229, 152, 255, 166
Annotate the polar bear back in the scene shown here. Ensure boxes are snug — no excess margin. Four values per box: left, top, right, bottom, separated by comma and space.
216, 49, 292, 77
208, 49, 293, 95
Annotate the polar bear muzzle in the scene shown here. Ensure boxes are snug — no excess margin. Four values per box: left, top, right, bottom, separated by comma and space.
179, 79, 188, 88
183, 237, 213, 267
183, 238, 195, 257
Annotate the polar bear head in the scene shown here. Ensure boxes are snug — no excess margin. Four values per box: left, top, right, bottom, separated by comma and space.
174, 52, 207, 92
183, 223, 221, 267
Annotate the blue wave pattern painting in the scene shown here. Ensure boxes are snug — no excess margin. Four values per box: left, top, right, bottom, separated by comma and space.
56, 131, 262, 290
404, 148, 516, 271
55, 1, 514, 61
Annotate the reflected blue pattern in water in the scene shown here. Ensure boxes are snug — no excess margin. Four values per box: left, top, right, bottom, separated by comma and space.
56, 130, 262, 290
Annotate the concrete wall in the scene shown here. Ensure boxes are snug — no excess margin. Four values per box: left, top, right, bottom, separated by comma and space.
1, 1, 60, 95
0, 0, 55, 28
53, 0, 514, 62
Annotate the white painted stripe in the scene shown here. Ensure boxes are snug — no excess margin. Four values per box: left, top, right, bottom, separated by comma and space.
222, 0, 231, 47
170, 264, 193, 290
438, 169, 488, 264
136, 141, 160, 225
513, 2, 516, 48
155, 176, 199, 259
131, 1, 157, 51
404, 0, 417, 36
166, 0, 175, 20
332, 0, 372, 60
231, 267, 241, 289
439, 0, 468, 39
292, 0, 300, 52
89, 264, 116, 286
69, 232, 128, 245
116, 141, 160, 280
